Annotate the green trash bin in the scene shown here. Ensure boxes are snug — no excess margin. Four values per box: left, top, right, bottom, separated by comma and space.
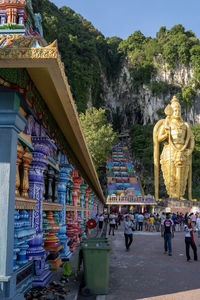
81, 237, 108, 244
81, 240, 111, 294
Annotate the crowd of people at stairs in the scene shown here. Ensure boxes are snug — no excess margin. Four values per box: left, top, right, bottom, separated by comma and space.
96, 211, 200, 261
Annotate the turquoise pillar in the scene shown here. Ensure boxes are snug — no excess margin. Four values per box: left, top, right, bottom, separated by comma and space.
58, 161, 72, 259
66, 180, 73, 206
0, 90, 26, 300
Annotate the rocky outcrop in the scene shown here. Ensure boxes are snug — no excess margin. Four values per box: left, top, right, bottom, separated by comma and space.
100, 60, 200, 130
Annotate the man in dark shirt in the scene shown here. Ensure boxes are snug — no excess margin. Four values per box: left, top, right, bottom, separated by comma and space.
161, 213, 174, 256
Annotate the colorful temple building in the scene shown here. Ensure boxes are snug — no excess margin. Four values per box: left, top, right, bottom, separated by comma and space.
106, 142, 156, 213
0, 2, 104, 300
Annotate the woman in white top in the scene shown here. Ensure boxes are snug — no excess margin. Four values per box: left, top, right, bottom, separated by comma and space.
98, 214, 104, 230
184, 218, 197, 262
109, 212, 116, 236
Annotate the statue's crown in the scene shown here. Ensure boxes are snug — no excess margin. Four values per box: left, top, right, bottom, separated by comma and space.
171, 96, 180, 106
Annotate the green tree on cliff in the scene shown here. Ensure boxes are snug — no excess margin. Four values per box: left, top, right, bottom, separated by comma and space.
80, 108, 116, 170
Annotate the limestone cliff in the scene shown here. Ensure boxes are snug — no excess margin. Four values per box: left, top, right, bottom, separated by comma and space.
102, 60, 200, 130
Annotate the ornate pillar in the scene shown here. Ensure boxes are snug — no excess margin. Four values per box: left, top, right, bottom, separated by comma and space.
88, 192, 93, 219
0, 90, 26, 300
93, 196, 97, 217
53, 171, 60, 203
18, 9, 24, 24
15, 141, 24, 196
57, 163, 72, 259
6, 8, 11, 23
21, 147, 33, 197
0, 11, 6, 25
27, 137, 53, 287
72, 170, 82, 220
84, 187, 91, 220
80, 182, 87, 220
46, 167, 54, 202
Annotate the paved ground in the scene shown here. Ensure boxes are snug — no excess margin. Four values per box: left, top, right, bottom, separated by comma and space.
106, 226, 200, 300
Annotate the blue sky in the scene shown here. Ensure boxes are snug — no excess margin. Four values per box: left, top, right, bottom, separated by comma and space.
51, 0, 200, 40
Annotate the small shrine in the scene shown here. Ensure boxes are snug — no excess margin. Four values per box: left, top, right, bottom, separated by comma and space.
0, 0, 26, 25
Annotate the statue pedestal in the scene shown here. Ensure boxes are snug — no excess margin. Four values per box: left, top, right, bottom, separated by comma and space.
161, 198, 199, 214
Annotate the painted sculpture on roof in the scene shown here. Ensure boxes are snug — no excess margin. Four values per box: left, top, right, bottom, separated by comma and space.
153, 96, 195, 201
0, 0, 26, 25
0, 0, 43, 36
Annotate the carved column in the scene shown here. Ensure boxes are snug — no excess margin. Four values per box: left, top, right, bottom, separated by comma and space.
80, 182, 87, 220
72, 170, 82, 220
53, 171, 60, 203
43, 166, 48, 201
6, 8, 11, 23
58, 163, 71, 258
27, 137, 52, 287
46, 167, 54, 202
12, 8, 17, 24
84, 187, 91, 220
0, 11, 6, 25
15, 141, 24, 196
0, 90, 26, 300
93, 196, 97, 217
69, 181, 73, 205
18, 9, 24, 24
88, 192, 93, 219
21, 147, 33, 197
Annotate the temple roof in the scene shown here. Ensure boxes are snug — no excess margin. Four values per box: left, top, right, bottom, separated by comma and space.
0, 34, 105, 203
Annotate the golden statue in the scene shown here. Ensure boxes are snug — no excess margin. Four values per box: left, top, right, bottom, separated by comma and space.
153, 96, 194, 201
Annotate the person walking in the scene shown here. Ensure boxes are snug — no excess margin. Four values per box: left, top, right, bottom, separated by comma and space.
172, 213, 177, 231
115, 213, 119, 230
124, 215, 134, 251
184, 218, 198, 261
145, 214, 150, 231
138, 213, 144, 231
155, 214, 161, 232
109, 211, 116, 236
134, 212, 139, 230
161, 213, 174, 256
98, 213, 104, 230
196, 213, 200, 245
190, 213, 197, 228
149, 214, 155, 232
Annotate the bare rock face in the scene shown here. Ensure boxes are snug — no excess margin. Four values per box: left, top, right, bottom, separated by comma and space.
99, 60, 200, 129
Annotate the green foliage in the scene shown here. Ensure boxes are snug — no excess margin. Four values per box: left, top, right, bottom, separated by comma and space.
159, 25, 195, 67
145, 39, 162, 61
191, 124, 200, 200
182, 85, 195, 110
149, 81, 176, 97
80, 108, 117, 170
118, 30, 146, 55
129, 124, 154, 194
32, 0, 123, 112
178, 85, 196, 111
118, 24, 200, 91
130, 63, 156, 92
